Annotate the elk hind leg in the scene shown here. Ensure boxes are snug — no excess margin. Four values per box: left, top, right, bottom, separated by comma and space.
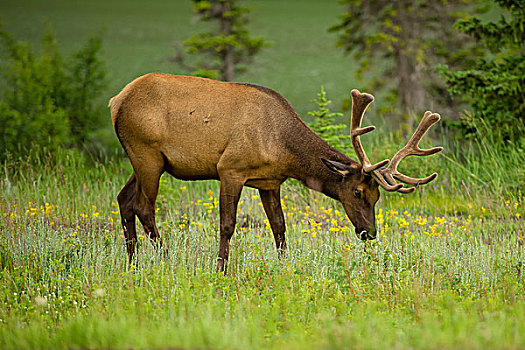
117, 173, 138, 265
132, 157, 164, 250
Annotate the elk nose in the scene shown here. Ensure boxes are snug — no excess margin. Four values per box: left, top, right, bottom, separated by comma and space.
366, 228, 377, 240
356, 228, 377, 240
357, 229, 368, 241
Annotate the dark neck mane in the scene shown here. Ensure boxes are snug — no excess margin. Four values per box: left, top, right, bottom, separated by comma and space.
283, 117, 356, 200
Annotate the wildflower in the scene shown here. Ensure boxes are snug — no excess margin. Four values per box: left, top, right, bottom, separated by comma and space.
415, 216, 427, 226
35, 296, 47, 306
435, 216, 446, 225
397, 217, 409, 229
94, 288, 105, 297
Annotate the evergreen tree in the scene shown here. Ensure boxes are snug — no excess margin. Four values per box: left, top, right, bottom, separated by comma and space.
308, 87, 352, 154
173, 0, 269, 81
440, 0, 525, 144
330, 0, 486, 121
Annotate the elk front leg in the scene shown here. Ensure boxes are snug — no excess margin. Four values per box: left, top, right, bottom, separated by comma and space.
259, 188, 287, 255
216, 178, 244, 273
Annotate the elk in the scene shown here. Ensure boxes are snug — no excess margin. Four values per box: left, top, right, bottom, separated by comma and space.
109, 73, 442, 272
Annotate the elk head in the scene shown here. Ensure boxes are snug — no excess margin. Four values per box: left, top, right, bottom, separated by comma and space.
323, 90, 443, 240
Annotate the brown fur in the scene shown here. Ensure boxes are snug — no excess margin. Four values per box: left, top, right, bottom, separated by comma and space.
111, 73, 382, 272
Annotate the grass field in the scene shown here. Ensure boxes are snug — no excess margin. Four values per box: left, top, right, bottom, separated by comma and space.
0, 135, 523, 349
1, 0, 525, 349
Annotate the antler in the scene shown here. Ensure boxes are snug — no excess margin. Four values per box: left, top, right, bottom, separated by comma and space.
350, 90, 443, 193
375, 111, 443, 193
350, 91, 390, 173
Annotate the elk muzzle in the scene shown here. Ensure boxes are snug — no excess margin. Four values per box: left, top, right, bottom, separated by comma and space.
356, 227, 377, 241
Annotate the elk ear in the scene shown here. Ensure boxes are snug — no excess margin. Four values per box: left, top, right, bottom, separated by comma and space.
321, 158, 353, 177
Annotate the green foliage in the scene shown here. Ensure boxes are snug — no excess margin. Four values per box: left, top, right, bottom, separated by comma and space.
175, 0, 270, 81
330, 0, 486, 118
0, 25, 107, 160
440, 0, 525, 144
0, 27, 70, 157
67, 35, 107, 145
308, 86, 352, 154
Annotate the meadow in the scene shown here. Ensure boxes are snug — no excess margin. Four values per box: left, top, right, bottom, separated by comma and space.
1, 0, 525, 349
0, 130, 523, 349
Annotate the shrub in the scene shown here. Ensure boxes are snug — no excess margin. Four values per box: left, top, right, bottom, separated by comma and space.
0, 24, 107, 159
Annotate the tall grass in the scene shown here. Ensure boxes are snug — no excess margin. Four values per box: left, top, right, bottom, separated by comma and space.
0, 139, 523, 348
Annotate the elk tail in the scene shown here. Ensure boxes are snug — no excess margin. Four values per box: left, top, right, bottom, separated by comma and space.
108, 94, 123, 127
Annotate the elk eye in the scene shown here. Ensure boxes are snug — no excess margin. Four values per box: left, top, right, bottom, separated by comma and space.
354, 189, 362, 199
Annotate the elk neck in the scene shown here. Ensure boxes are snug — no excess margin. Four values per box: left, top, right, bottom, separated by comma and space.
283, 123, 355, 201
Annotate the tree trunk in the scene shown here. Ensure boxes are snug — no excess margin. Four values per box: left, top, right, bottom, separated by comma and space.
396, 1, 426, 118
398, 53, 426, 115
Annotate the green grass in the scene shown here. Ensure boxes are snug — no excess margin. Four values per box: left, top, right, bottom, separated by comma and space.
0, 145, 524, 349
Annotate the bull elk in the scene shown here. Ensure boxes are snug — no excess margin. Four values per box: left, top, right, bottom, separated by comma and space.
109, 73, 442, 272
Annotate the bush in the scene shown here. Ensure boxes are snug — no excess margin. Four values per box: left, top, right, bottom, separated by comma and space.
0, 24, 107, 160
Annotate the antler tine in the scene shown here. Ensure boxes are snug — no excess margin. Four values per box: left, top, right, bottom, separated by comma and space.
350, 89, 390, 173
376, 111, 443, 192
